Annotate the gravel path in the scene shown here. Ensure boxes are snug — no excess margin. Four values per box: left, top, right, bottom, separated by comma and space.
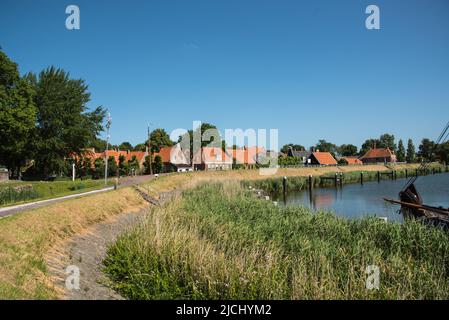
45, 189, 181, 300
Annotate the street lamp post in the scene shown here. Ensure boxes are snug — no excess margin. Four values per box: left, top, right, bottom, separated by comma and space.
148, 124, 153, 175
104, 113, 112, 186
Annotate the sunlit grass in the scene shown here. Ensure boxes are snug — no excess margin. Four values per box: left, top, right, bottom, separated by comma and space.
104, 181, 449, 300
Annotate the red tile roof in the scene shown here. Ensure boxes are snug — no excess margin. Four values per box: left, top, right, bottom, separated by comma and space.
200, 147, 232, 163
312, 152, 338, 165
360, 148, 394, 159
228, 146, 266, 165
153, 147, 173, 163
342, 157, 363, 165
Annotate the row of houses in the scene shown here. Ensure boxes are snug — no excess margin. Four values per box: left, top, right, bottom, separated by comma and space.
286, 147, 397, 165
76, 144, 397, 174
80, 144, 267, 172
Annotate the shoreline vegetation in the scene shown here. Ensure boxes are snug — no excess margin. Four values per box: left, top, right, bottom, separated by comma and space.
103, 181, 449, 299
0, 180, 113, 208
0, 163, 445, 299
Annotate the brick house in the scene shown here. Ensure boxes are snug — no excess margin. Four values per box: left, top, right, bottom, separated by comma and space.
193, 147, 233, 171
360, 148, 397, 164
308, 151, 338, 166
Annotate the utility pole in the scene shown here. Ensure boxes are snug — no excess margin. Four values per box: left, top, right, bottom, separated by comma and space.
104, 113, 112, 186
148, 124, 153, 175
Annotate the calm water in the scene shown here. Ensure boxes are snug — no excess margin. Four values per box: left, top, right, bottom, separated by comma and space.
275, 173, 449, 222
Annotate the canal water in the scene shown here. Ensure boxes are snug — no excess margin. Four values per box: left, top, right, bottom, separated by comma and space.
276, 173, 449, 222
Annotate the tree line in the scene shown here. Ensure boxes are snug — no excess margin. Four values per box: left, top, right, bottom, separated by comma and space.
281, 133, 449, 164
0, 50, 106, 179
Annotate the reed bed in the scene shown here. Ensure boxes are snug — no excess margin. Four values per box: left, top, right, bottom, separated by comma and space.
103, 181, 449, 300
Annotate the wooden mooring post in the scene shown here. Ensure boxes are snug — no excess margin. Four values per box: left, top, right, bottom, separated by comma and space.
334, 173, 338, 187
405, 169, 408, 179
416, 168, 419, 177
360, 172, 364, 185
340, 173, 343, 187
377, 171, 381, 182
308, 175, 313, 191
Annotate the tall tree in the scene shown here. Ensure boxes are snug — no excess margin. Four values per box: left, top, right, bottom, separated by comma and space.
379, 133, 397, 152
178, 123, 220, 163
118, 142, 133, 151
313, 140, 337, 157
152, 155, 163, 174
406, 139, 416, 163
418, 138, 435, 162
338, 144, 358, 157
436, 142, 449, 164
359, 139, 380, 156
396, 139, 406, 162
118, 154, 128, 176
0, 50, 37, 178
31, 67, 106, 178
148, 128, 173, 153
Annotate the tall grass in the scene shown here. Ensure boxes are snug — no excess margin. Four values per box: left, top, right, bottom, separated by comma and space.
103, 181, 449, 300
0, 186, 40, 206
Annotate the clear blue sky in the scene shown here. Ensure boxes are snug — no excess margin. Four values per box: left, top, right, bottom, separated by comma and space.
1, 0, 448, 150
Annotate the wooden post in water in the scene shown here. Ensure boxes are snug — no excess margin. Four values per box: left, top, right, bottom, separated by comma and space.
405, 169, 408, 179
360, 172, 364, 185
416, 168, 419, 177
340, 173, 343, 187
335, 173, 338, 187
308, 175, 313, 191
377, 171, 381, 182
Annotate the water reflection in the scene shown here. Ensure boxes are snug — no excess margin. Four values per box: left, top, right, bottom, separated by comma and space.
277, 173, 449, 221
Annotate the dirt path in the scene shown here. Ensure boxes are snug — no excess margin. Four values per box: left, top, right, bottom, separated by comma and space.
45, 189, 180, 300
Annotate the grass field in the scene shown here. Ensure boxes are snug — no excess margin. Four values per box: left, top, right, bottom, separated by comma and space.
0, 180, 113, 207
0, 188, 146, 299
104, 181, 449, 299
0, 163, 436, 299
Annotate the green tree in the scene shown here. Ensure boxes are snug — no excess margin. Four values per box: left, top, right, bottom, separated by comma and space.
118, 142, 133, 151
143, 155, 152, 174
396, 139, 406, 162
379, 133, 397, 152
436, 142, 449, 164
338, 144, 358, 157
152, 155, 163, 174
418, 138, 435, 162
93, 158, 104, 179
133, 143, 147, 152
313, 140, 337, 157
148, 128, 173, 153
280, 144, 305, 154
406, 139, 416, 163
30, 67, 106, 178
178, 123, 220, 163
127, 155, 139, 174
359, 139, 380, 156
0, 50, 37, 178
107, 156, 118, 177
118, 154, 128, 176
87, 137, 107, 153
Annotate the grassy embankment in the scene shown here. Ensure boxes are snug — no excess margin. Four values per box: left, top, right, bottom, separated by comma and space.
104, 181, 449, 300
0, 188, 146, 299
0, 180, 113, 207
0, 163, 434, 299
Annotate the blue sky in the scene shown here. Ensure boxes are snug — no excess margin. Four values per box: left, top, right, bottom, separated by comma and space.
1, 0, 448, 149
